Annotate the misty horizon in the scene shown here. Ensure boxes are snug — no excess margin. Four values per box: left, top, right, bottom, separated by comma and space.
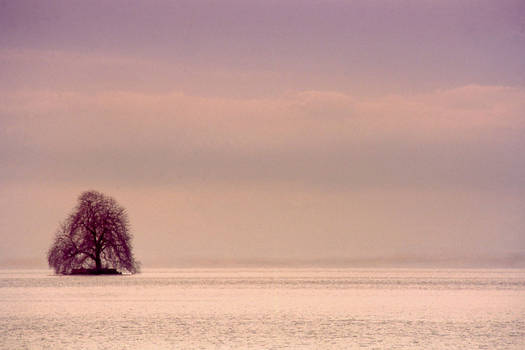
2, 252, 525, 270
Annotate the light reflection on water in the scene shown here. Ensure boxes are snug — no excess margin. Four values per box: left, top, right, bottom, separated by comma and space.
1, 268, 524, 349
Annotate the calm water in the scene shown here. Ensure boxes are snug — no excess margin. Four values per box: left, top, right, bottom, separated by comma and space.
1, 268, 524, 349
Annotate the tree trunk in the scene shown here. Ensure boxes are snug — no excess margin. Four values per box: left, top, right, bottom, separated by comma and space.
95, 251, 102, 272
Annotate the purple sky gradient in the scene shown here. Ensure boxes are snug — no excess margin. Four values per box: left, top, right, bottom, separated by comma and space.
1, 1, 524, 267
2, 0, 524, 96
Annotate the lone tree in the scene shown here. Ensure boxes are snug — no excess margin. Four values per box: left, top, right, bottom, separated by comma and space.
48, 190, 139, 274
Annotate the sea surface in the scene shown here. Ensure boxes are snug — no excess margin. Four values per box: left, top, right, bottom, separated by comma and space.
1, 268, 524, 349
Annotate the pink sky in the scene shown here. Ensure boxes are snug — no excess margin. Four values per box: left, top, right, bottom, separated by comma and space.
1, 0, 524, 267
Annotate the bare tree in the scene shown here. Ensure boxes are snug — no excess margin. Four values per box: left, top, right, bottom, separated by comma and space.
48, 190, 139, 274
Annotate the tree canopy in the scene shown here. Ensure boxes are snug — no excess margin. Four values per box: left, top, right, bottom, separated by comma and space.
48, 190, 139, 274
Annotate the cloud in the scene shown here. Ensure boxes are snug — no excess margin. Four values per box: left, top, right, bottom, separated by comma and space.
0, 48, 292, 97
1, 85, 524, 190
4, 84, 523, 145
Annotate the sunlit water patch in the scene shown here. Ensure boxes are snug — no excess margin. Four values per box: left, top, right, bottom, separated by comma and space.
1, 268, 524, 349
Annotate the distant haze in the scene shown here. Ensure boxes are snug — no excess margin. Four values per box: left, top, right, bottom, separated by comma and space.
1, 0, 524, 268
